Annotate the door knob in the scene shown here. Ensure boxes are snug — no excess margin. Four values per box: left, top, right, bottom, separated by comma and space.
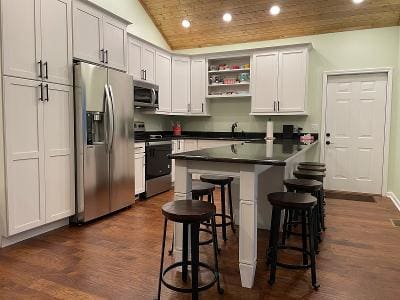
326, 141, 331, 145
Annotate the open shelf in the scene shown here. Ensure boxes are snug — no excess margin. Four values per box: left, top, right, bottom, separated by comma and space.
209, 82, 250, 87
206, 94, 251, 99
208, 68, 251, 74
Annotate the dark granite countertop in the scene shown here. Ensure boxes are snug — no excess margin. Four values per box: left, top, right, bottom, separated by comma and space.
169, 139, 317, 166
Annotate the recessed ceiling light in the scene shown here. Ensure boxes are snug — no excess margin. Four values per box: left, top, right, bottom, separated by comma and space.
181, 19, 191, 28
223, 13, 232, 22
270, 5, 281, 16
353, 0, 364, 3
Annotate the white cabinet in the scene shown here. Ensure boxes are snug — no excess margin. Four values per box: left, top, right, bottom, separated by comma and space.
1, 0, 72, 85
44, 83, 75, 222
172, 56, 191, 113
251, 47, 309, 115
156, 51, 172, 113
184, 140, 198, 152
73, 0, 128, 71
134, 143, 145, 195
128, 37, 155, 83
3, 77, 74, 235
251, 52, 278, 113
190, 58, 206, 114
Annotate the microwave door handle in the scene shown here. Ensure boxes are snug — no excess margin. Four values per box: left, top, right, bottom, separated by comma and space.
151, 88, 156, 105
105, 85, 114, 153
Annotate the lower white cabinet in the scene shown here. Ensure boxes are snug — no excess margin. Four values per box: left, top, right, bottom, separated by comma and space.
3, 77, 74, 236
134, 143, 145, 195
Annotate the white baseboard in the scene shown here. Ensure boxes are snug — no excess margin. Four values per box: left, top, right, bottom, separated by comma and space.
0, 218, 69, 248
386, 192, 400, 212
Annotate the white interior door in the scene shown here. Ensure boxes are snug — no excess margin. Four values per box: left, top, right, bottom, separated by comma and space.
44, 83, 75, 222
325, 72, 388, 194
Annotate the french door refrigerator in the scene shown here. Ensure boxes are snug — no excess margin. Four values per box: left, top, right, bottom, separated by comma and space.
73, 62, 134, 223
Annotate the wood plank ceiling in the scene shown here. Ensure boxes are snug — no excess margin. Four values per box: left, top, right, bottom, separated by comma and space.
138, 0, 400, 50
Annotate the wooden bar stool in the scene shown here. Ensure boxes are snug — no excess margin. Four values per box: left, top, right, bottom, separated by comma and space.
298, 165, 326, 172
267, 192, 319, 289
200, 175, 235, 241
299, 161, 326, 167
169, 181, 217, 256
282, 179, 323, 250
157, 200, 224, 300
294, 170, 326, 231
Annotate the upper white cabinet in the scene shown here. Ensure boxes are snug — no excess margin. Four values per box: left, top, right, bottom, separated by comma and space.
251, 47, 309, 115
172, 56, 191, 113
156, 51, 172, 113
128, 36, 156, 83
73, 0, 129, 71
190, 58, 207, 114
1, 0, 72, 85
3, 77, 75, 235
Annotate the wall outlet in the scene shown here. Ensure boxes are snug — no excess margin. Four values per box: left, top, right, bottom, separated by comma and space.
311, 123, 319, 133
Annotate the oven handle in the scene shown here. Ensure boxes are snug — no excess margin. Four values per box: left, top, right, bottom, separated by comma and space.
146, 140, 172, 146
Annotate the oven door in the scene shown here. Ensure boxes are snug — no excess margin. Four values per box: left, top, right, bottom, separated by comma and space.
145, 141, 172, 180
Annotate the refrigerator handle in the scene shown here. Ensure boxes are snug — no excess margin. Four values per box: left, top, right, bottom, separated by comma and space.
108, 84, 116, 152
105, 84, 114, 153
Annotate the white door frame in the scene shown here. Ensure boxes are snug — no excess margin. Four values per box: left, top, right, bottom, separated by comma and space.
320, 68, 393, 195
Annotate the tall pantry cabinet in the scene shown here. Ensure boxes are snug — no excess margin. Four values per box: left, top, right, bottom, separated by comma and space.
0, 0, 75, 236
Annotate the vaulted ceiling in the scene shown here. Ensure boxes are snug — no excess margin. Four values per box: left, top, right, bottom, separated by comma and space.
138, 0, 400, 50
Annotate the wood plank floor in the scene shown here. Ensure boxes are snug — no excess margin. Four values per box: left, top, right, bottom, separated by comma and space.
0, 191, 399, 299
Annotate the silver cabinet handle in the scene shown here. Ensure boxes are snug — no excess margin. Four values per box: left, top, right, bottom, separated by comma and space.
277, 101, 280, 111
44, 61, 48, 79
38, 83, 43, 102
38, 60, 43, 78
100, 49, 105, 63
273, 101, 276, 112
45, 84, 49, 102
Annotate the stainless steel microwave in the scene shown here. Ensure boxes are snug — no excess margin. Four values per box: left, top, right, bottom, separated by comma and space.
133, 80, 159, 108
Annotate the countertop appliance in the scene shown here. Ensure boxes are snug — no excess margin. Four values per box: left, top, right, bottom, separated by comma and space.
133, 80, 159, 108
133, 122, 172, 198
73, 62, 135, 223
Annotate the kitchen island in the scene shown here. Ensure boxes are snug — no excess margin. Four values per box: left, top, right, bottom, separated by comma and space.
170, 139, 317, 289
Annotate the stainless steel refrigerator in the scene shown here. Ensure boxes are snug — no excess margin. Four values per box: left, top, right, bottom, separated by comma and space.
73, 62, 134, 223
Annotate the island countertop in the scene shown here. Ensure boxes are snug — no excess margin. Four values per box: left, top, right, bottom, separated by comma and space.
169, 139, 317, 166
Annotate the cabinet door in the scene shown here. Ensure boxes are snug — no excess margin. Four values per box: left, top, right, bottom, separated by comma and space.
135, 153, 145, 194
190, 58, 206, 114
142, 45, 156, 83
43, 83, 75, 222
3, 77, 45, 235
278, 49, 307, 113
251, 52, 279, 113
128, 38, 143, 80
73, 0, 103, 64
1, 0, 41, 80
103, 16, 127, 72
41, 0, 73, 85
156, 51, 171, 113
172, 56, 191, 113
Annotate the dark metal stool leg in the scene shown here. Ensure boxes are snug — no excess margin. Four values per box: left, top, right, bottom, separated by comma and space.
228, 182, 236, 233
268, 207, 281, 286
157, 217, 168, 300
212, 216, 224, 294
307, 208, 320, 289
301, 210, 308, 266
191, 223, 200, 300
182, 223, 189, 282
220, 184, 227, 241
281, 209, 289, 246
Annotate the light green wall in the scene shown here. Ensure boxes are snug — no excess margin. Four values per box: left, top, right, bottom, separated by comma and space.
87, 0, 170, 50
388, 28, 400, 198
134, 110, 170, 131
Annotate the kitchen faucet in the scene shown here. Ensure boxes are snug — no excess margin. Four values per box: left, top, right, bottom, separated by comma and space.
231, 122, 238, 137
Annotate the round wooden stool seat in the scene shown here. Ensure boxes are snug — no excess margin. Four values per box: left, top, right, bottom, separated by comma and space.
268, 192, 317, 209
192, 181, 215, 195
162, 200, 216, 223
284, 179, 322, 193
293, 170, 325, 182
299, 162, 326, 167
298, 165, 326, 172
200, 175, 233, 185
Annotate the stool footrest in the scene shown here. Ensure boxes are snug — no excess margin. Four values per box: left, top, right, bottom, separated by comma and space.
214, 213, 233, 227
161, 261, 219, 294
198, 228, 213, 245
275, 245, 312, 270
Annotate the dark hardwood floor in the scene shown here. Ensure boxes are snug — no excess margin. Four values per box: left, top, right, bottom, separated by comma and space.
0, 191, 399, 299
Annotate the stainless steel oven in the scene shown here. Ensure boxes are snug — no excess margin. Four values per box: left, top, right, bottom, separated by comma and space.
133, 80, 159, 108
144, 140, 172, 198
